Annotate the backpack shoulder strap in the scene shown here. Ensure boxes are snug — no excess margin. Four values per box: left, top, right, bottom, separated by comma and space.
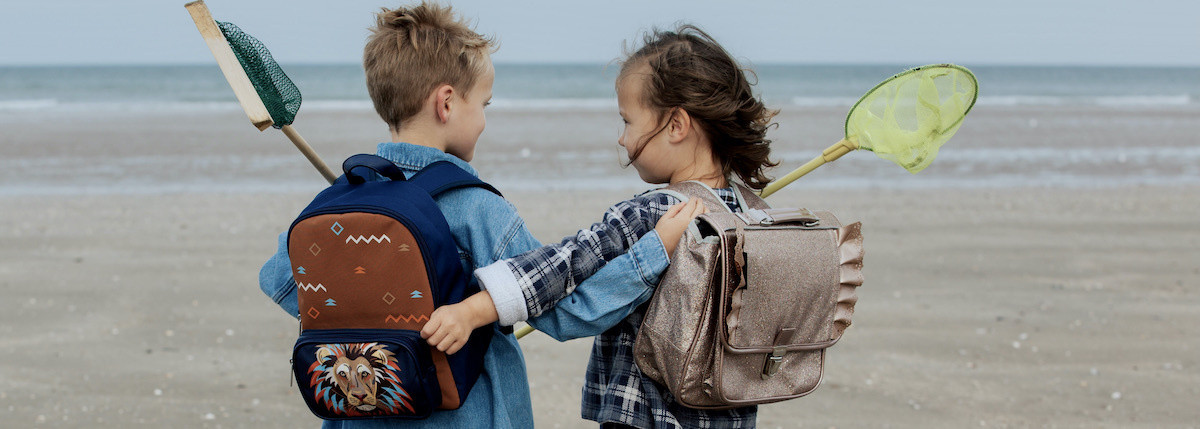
408, 160, 502, 198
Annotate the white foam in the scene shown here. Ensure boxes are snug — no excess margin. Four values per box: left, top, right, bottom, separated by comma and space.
488, 98, 616, 111
976, 94, 1194, 108
1093, 95, 1191, 107
0, 100, 243, 114
976, 96, 1066, 107
303, 100, 374, 111
788, 96, 860, 107
0, 99, 59, 111
5, 94, 1193, 115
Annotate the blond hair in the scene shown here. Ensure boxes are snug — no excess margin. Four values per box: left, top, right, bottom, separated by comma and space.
363, 2, 494, 130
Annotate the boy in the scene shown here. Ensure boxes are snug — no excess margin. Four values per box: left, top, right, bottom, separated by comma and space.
258, 2, 687, 427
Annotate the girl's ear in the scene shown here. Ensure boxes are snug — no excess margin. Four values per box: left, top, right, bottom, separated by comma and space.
666, 108, 692, 144
433, 84, 454, 124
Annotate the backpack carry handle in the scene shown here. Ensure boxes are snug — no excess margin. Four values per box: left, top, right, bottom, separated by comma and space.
343, 154, 407, 184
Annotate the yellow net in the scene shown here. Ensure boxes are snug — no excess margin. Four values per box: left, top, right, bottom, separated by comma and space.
845, 64, 977, 173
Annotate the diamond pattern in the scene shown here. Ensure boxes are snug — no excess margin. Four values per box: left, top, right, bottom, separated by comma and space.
330, 222, 343, 236
382, 292, 396, 305
307, 307, 320, 319
309, 243, 321, 256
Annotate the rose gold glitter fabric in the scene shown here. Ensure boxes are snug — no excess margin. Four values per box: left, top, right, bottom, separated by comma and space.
634, 182, 864, 409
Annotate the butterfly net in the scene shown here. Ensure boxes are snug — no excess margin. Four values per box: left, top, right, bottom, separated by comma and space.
216, 21, 301, 128
845, 65, 977, 173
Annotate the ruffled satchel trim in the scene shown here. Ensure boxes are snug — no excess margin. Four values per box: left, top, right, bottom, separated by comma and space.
832, 222, 864, 340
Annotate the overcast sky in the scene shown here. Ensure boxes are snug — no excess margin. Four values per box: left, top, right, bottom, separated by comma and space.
1, 0, 1197, 66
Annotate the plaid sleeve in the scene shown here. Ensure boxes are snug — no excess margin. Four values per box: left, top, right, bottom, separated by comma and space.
509, 192, 680, 318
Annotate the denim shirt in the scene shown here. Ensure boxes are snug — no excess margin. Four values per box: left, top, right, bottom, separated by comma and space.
258, 142, 669, 428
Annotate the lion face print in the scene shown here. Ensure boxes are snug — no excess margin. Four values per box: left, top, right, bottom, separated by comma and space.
307, 343, 414, 416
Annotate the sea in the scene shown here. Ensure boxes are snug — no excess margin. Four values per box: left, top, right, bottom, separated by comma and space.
2, 63, 1198, 112
1, 63, 1199, 194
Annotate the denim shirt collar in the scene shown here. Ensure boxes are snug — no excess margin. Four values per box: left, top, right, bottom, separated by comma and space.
376, 141, 478, 177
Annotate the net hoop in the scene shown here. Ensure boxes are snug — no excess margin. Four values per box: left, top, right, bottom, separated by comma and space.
843, 63, 978, 140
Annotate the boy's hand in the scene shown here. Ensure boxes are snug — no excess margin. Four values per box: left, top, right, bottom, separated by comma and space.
655, 199, 707, 257
421, 291, 499, 355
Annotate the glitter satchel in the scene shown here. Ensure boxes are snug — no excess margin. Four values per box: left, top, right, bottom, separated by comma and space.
634, 181, 864, 409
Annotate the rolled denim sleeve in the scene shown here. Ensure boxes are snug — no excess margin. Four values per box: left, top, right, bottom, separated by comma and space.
258, 232, 299, 319
442, 189, 544, 326
526, 230, 670, 341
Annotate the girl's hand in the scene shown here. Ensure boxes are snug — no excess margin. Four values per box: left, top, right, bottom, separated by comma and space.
655, 199, 707, 257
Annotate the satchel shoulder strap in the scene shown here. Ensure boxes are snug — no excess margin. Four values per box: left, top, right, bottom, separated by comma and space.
648, 181, 770, 213
733, 183, 770, 210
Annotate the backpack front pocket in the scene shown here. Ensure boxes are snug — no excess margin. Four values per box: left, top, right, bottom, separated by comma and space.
293, 329, 439, 420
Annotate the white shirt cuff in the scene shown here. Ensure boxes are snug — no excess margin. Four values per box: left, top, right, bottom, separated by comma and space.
473, 261, 529, 326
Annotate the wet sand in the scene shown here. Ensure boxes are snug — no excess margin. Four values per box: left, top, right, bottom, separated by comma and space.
1, 107, 1198, 427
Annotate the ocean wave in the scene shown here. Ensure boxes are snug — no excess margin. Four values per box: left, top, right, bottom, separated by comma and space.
0, 99, 59, 111
773, 146, 1200, 166
303, 100, 374, 111
975, 96, 1066, 106
3, 94, 1193, 115
1093, 95, 1192, 107
0, 100, 244, 113
302, 97, 620, 112
488, 98, 617, 111
787, 96, 860, 107
790, 95, 1195, 108
976, 94, 1193, 107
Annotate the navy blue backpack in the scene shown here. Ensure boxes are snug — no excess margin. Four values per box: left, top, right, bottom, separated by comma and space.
287, 154, 499, 420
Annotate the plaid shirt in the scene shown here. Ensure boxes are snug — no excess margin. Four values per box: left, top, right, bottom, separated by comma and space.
503, 186, 757, 428
508, 191, 677, 317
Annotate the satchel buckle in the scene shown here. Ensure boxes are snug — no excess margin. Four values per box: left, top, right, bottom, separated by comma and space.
761, 346, 787, 379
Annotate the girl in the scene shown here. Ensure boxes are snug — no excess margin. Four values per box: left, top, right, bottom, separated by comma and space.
423, 24, 778, 428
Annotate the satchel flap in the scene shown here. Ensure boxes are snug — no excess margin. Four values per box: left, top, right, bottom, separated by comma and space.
717, 217, 844, 354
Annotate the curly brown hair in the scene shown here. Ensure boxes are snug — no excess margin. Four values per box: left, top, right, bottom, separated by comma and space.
619, 24, 779, 190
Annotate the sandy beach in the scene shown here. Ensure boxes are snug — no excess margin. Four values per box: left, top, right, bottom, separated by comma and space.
1, 105, 1198, 428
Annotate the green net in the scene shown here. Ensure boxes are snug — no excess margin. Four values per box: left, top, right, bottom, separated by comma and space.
217, 21, 301, 128
845, 64, 977, 173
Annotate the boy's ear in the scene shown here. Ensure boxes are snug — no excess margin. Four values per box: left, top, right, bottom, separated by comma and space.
666, 107, 692, 144
433, 84, 454, 124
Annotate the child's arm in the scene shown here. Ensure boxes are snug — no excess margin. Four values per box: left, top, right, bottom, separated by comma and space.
421, 199, 704, 354
526, 231, 670, 340
476, 192, 687, 326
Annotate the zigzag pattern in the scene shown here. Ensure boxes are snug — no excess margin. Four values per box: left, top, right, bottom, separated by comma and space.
345, 234, 392, 244
297, 282, 327, 292
384, 314, 429, 324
